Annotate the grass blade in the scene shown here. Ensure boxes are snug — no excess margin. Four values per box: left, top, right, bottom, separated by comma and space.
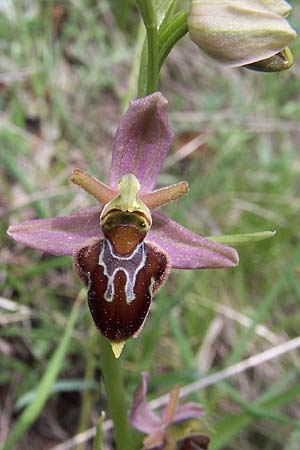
93, 412, 105, 450
210, 378, 300, 450
1, 290, 84, 450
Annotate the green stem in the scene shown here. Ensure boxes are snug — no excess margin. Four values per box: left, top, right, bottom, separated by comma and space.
136, 0, 159, 96
99, 335, 132, 450
158, 10, 188, 69
137, 8, 189, 97
76, 326, 98, 450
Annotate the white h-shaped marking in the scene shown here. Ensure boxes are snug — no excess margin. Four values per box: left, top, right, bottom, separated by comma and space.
98, 238, 146, 304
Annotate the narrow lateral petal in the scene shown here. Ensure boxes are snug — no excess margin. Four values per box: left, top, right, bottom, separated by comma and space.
148, 212, 239, 269
7, 207, 102, 256
162, 386, 180, 425
173, 402, 205, 423
141, 181, 189, 210
130, 372, 161, 434
109, 92, 174, 193
70, 168, 117, 204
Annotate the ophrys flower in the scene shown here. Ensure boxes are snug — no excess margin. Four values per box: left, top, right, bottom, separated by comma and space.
130, 372, 210, 450
8, 92, 238, 357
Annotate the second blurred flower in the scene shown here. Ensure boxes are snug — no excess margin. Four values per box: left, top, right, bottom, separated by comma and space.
188, 0, 297, 70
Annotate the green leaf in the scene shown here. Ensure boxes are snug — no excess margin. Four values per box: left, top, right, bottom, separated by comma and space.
93, 412, 106, 450
209, 230, 276, 246
15, 379, 97, 411
158, 9, 188, 68
2, 291, 84, 450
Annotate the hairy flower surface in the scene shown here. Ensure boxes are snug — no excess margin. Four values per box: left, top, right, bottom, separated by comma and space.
130, 372, 210, 450
188, 0, 297, 70
8, 92, 238, 357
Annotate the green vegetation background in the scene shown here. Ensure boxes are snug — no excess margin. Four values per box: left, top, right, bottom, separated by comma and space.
0, 1, 300, 449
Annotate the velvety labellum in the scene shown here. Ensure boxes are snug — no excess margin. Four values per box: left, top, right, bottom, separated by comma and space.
74, 236, 169, 342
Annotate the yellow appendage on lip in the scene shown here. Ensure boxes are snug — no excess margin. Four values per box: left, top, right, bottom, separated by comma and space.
111, 341, 125, 358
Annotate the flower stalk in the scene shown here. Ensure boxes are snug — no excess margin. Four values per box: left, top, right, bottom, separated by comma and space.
76, 325, 98, 450
136, 0, 159, 95
98, 335, 132, 450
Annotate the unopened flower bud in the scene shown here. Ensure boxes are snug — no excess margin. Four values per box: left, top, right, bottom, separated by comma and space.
188, 0, 297, 68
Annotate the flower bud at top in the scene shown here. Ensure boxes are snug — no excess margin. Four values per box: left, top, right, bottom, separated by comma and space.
188, 0, 297, 68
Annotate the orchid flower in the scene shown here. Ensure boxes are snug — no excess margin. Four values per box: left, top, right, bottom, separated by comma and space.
7, 92, 238, 357
130, 372, 210, 450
